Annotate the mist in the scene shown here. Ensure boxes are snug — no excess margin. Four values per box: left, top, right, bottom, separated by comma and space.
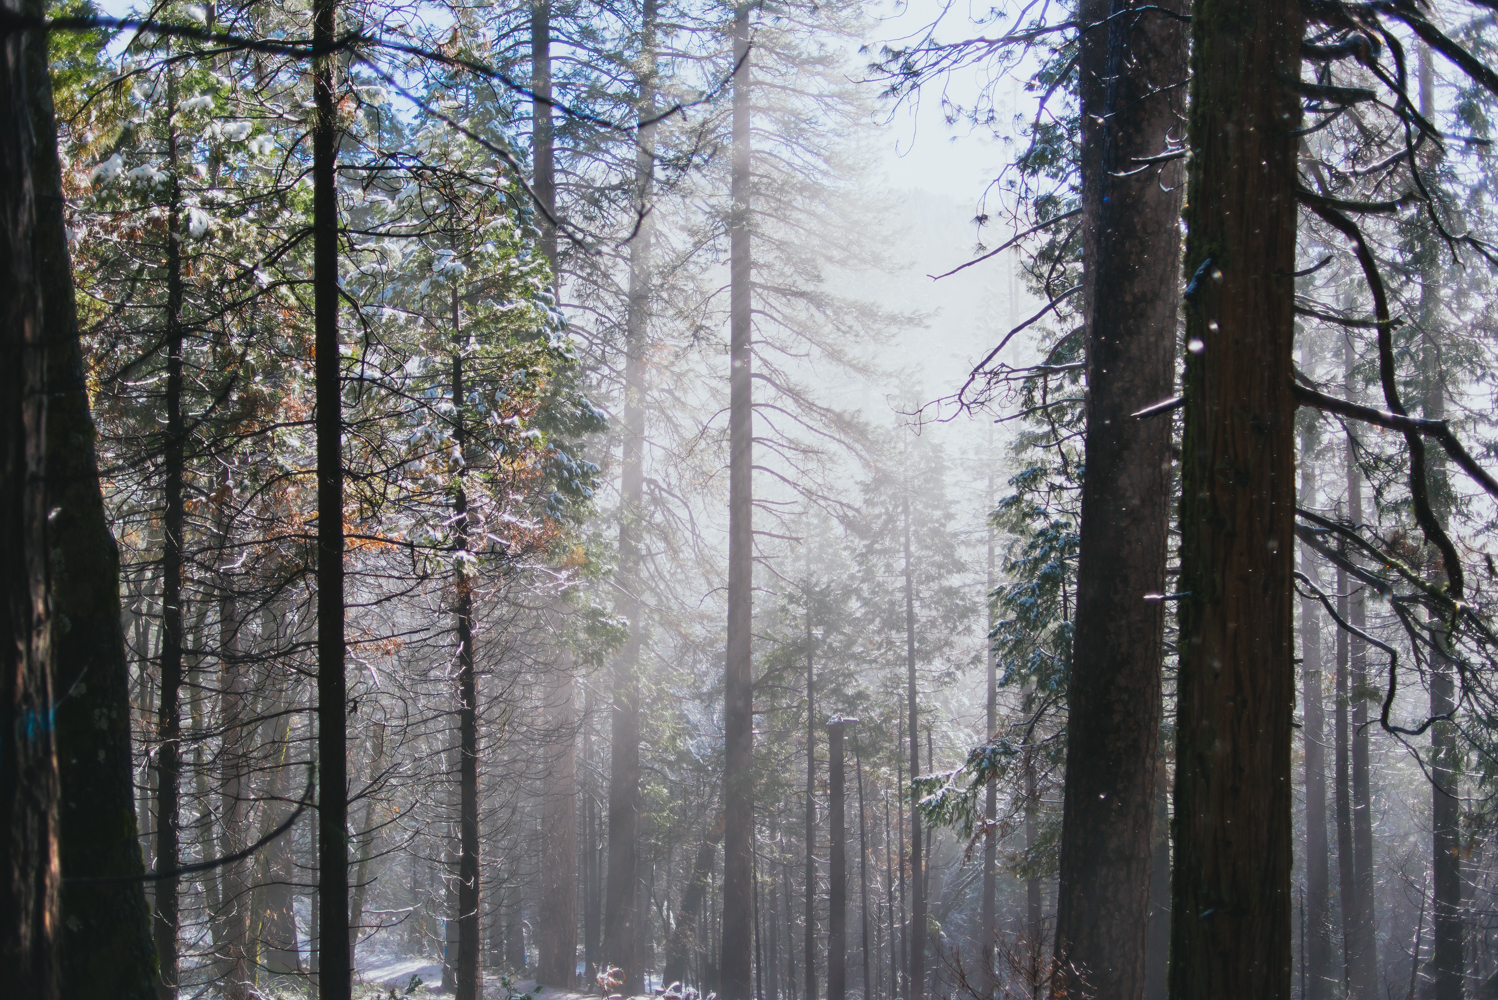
6, 0, 1498, 999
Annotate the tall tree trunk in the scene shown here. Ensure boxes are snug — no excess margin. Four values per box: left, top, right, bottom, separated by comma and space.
856, 739, 871, 1000
897, 719, 906, 1000
153, 74, 186, 1000
1169, 0, 1302, 995
1025, 748, 1041, 995
1300, 461, 1332, 1000
25, 0, 156, 990
1335, 542, 1356, 992
586, 744, 601, 983
805, 609, 818, 1000
720, 7, 756, 1000
1143, 754, 1170, 1000
1418, 44, 1461, 997
216, 473, 252, 1000
665, 822, 720, 988
539, 641, 579, 988
903, 498, 924, 1000
453, 289, 484, 1000
1344, 342, 1377, 1000
1, 10, 59, 992
982, 474, 997, 1000
313, 0, 351, 990
828, 720, 847, 1000
1052, 0, 1186, 994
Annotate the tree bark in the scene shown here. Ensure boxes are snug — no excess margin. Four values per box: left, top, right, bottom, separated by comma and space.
903, 499, 925, 1000
1051, 0, 1186, 995
539, 642, 579, 989
1334, 541, 1356, 993
1, 9, 59, 992
665, 822, 720, 988
720, 7, 756, 999
828, 720, 847, 1000
313, 0, 351, 990
453, 288, 484, 1000
982, 475, 997, 1000
602, 0, 656, 981
1344, 342, 1377, 1000
1168, 0, 1302, 995
24, 0, 158, 991
805, 610, 818, 1000
1300, 454, 1332, 1000
153, 73, 186, 1000
1048, 0, 1186, 994
1143, 754, 1170, 1000
1418, 45, 1461, 996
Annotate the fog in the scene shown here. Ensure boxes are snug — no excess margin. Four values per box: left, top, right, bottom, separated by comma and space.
11, 1, 1498, 999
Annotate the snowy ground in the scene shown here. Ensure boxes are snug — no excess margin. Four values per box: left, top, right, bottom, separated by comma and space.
355, 955, 608, 1000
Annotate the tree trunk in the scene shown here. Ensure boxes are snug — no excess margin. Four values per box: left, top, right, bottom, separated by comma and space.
1169, 0, 1302, 994
805, 611, 818, 1000
1025, 748, 1041, 994
1300, 447, 1332, 1000
539, 641, 579, 989
829, 720, 847, 1000
216, 474, 252, 1000
453, 289, 484, 1000
1052, 2, 1185, 996
25, 0, 157, 990
856, 739, 871, 1000
586, 752, 601, 983
720, 7, 756, 999
153, 74, 186, 1000
1, 10, 59, 992
665, 823, 720, 988
982, 477, 997, 1000
1344, 343, 1377, 1000
903, 499, 925, 1000
1335, 544, 1356, 993
313, 0, 351, 989
1143, 754, 1170, 1000
603, 0, 657, 978
1418, 45, 1461, 996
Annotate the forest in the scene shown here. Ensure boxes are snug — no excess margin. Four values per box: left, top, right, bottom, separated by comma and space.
9, 0, 1498, 997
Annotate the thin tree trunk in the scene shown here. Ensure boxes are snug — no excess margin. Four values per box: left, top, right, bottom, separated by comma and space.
539, 640, 579, 989
586, 758, 601, 983
313, 0, 351, 989
216, 474, 253, 1000
26, 0, 155, 988
665, 824, 719, 987
348, 794, 377, 961
829, 720, 847, 1000
856, 739, 871, 1000
1052, 0, 1186, 993
1418, 45, 1461, 997
1025, 750, 1041, 995
1301, 443, 1332, 1000
153, 72, 187, 1000
982, 472, 997, 1000
1, 12, 59, 990
453, 287, 484, 1000
805, 607, 818, 1000
720, 7, 756, 999
1344, 341, 1377, 1000
903, 499, 925, 1000
897, 717, 907, 1000
1335, 542, 1356, 992
1169, 0, 1302, 994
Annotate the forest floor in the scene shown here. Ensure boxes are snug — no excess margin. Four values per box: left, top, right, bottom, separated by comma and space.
356, 957, 604, 1000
